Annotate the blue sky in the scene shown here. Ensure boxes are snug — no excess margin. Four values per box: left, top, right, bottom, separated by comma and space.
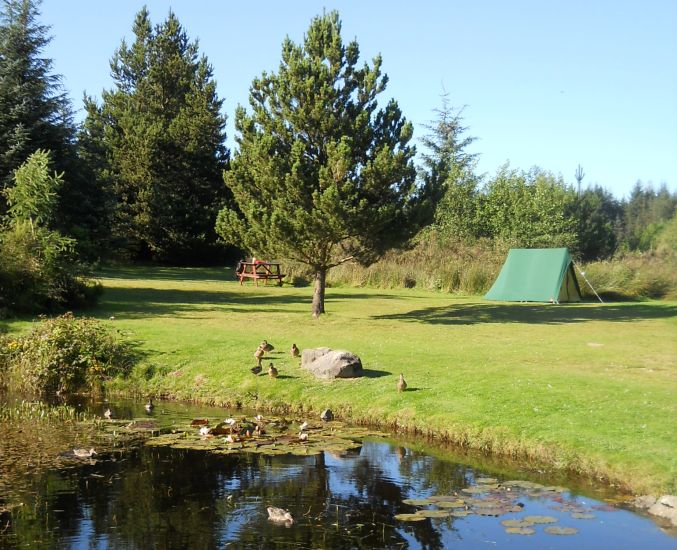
40, 0, 676, 199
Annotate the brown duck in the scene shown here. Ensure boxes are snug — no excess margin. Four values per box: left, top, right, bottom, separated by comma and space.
290, 343, 300, 358
397, 373, 407, 393
268, 362, 278, 378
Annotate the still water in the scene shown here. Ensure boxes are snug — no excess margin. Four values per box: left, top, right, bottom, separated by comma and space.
0, 399, 674, 549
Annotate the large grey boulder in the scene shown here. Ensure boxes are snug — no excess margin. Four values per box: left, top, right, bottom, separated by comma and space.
301, 348, 363, 380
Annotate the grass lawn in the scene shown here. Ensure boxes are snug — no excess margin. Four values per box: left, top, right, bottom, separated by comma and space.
4, 265, 676, 494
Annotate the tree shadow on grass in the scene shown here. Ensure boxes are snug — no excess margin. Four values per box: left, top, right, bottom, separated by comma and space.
97, 266, 235, 282
373, 301, 677, 325
91, 286, 399, 319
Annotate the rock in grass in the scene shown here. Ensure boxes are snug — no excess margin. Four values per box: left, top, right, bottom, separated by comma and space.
301, 348, 363, 379
320, 409, 334, 421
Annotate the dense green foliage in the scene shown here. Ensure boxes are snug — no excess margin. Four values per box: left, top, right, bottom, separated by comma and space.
0, 312, 135, 396
216, 11, 434, 315
82, 8, 229, 263
0, 151, 98, 316
0, 0, 75, 200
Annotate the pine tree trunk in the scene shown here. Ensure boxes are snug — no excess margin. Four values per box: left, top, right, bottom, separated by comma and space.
311, 268, 327, 317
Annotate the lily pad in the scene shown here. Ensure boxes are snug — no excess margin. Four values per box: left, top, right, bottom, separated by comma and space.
476, 507, 507, 516
571, 512, 595, 519
502, 519, 534, 528
544, 526, 578, 535
436, 500, 466, 509
462, 486, 487, 494
415, 509, 451, 518
505, 527, 535, 535
524, 515, 558, 524
402, 498, 434, 506
450, 510, 471, 518
394, 513, 427, 522
475, 477, 498, 484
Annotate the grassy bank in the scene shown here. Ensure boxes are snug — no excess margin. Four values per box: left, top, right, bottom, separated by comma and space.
3, 266, 676, 494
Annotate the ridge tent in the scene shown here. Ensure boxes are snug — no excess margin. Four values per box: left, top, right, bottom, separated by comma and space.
484, 248, 582, 303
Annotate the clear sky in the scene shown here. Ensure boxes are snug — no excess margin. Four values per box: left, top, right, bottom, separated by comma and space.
39, 0, 676, 199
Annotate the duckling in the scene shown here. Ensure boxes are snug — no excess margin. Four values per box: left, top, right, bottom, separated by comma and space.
73, 448, 97, 458
268, 362, 278, 378
397, 373, 407, 393
145, 399, 154, 412
254, 347, 265, 365
290, 343, 300, 358
260, 340, 274, 352
250, 365, 262, 375
267, 506, 294, 524
103, 408, 112, 419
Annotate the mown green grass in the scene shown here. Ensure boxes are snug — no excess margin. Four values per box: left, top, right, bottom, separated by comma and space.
4, 265, 676, 493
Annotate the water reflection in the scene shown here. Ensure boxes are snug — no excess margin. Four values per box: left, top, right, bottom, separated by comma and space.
0, 440, 674, 549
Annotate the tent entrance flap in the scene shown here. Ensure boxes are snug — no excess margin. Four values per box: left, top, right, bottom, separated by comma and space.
484, 248, 582, 303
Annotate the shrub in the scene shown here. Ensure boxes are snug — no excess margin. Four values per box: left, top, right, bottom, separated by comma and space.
0, 313, 136, 397
0, 223, 101, 316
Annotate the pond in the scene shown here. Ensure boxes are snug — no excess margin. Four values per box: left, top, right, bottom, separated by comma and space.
0, 398, 674, 549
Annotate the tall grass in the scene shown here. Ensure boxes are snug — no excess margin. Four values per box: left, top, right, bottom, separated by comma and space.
326, 234, 506, 294
282, 233, 677, 300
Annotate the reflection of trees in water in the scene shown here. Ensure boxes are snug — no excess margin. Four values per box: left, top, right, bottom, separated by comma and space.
2, 442, 475, 549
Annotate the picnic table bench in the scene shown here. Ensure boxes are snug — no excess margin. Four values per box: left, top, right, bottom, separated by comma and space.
236, 261, 285, 286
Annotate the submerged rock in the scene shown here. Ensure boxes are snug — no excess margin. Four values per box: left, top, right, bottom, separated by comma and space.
648, 495, 677, 526
301, 347, 363, 380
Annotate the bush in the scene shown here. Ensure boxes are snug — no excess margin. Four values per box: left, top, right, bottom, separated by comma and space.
0, 223, 101, 317
0, 313, 136, 397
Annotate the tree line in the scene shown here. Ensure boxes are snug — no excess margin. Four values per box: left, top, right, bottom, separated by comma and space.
0, 1, 674, 316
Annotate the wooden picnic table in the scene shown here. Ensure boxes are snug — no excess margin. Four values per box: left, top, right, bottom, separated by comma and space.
237, 262, 285, 286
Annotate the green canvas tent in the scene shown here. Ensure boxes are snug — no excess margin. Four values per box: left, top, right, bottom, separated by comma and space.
484, 248, 582, 303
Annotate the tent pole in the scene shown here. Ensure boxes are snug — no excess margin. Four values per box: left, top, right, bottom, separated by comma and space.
573, 261, 604, 303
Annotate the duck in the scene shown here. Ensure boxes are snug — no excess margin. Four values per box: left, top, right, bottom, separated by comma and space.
299, 421, 309, 431
290, 344, 300, 358
267, 506, 294, 524
260, 340, 274, 352
268, 363, 278, 378
320, 409, 334, 422
254, 347, 265, 365
298, 432, 308, 441
199, 426, 210, 436
145, 399, 154, 412
103, 408, 112, 419
397, 373, 407, 393
73, 448, 97, 458
250, 365, 263, 375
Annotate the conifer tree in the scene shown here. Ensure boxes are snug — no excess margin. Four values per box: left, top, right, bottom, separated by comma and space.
83, 8, 228, 263
216, 12, 434, 316
0, 0, 75, 210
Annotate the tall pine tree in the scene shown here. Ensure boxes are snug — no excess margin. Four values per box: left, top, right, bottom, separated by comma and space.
82, 8, 228, 263
216, 12, 434, 316
0, 0, 75, 212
